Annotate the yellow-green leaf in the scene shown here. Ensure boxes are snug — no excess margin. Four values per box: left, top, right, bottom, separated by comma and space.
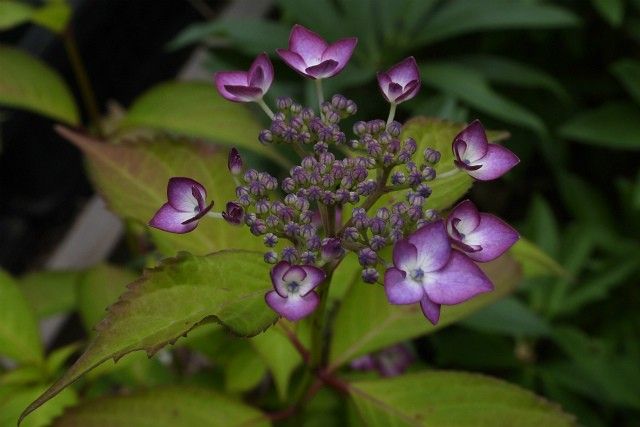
0, 45, 79, 124
57, 126, 263, 255
20, 251, 277, 423
328, 254, 521, 370
1, 386, 76, 427
119, 81, 288, 167
0, 1, 33, 30
348, 370, 575, 426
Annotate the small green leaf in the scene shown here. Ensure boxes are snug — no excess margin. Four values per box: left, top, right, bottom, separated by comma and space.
0, 270, 43, 365
0, 1, 33, 30
560, 102, 640, 149
250, 324, 303, 400
0, 45, 79, 124
29, 1, 71, 33
20, 251, 277, 423
413, 0, 579, 46
119, 81, 287, 167
1, 386, 76, 427
328, 254, 521, 369
610, 59, 640, 105
348, 370, 576, 426
56, 126, 263, 255
510, 238, 566, 278
19, 270, 81, 318
422, 63, 546, 133
225, 344, 268, 393
77, 264, 137, 334
591, 0, 625, 27
50, 386, 271, 427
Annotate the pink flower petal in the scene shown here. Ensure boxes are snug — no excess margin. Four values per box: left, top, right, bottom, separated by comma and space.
420, 295, 441, 325
447, 199, 481, 236
265, 290, 319, 321
384, 268, 423, 305
298, 265, 326, 295
214, 71, 250, 102
392, 239, 418, 272
248, 53, 274, 93
407, 221, 451, 273
149, 203, 198, 234
289, 24, 328, 64
276, 49, 308, 76
394, 79, 420, 103
167, 177, 206, 212
386, 57, 419, 86
305, 59, 338, 79
463, 214, 519, 262
467, 144, 520, 181
270, 261, 291, 297
321, 37, 357, 73
223, 85, 263, 101
454, 120, 489, 162
423, 251, 493, 305
283, 265, 307, 284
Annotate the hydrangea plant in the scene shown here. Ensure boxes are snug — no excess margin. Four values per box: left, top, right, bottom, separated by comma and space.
19, 24, 576, 426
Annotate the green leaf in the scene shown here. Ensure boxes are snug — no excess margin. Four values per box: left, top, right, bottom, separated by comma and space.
250, 323, 303, 400
413, 0, 579, 46
19, 271, 81, 318
422, 62, 546, 133
461, 296, 552, 337
118, 81, 287, 167
56, 126, 263, 255
1, 386, 76, 427
20, 250, 277, 423
50, 386, 270, 427
30, 1, 71, 34
0, 45, 79, 124
0, 1, 33, 30
348, 370, 576, 426
168, 19, 291, 55
225, 344, 268, 393
591, 0, 625, 27
509, 238, 566, 278
559, 102, 640, 149
277, 0, 345, 40
525, 194, 560, 256
328, 254, 521, 369
610, 59, 640, 105
77, 264, 137, 334
0, 270, 43, 365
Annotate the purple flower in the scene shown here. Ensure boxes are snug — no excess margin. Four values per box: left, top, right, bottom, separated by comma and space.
377, 57, 421, 104
350, 343, 414, 377
276, 24, 357, 79
453, 120, 519, 181
149, 177, 213, 234
214, 53, 274, 102
446, 200, 519, 262
265, 261, 326, 321
222, 202, 244, 225
384, 220, 493, 325
228, 148, 243, 175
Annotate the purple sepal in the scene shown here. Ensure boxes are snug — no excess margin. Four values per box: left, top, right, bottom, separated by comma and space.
149, 177, 211, 234
452, 120, 519, 181
222, 202, 244, 225
266, 261, 326, 321
214, 53, 274, 102
384, 220, 494, 324
277, 24, 357, 79
377, 57, 421, 104
447, 200, 519, 262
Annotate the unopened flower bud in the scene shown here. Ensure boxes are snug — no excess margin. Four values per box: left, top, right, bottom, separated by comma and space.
300, 251, 317, 264
228, 148, 243, 175
391, 171, 406, 185
343, 226, 360, 241
281, 247, 298, 263
258, 129, 273, 145
222, 202, 244, 225
321, 237, 344, 261
424, 209, 438, 222
422, 166, 436, 181
387, 121, 402, 137
276, 96, 293, 110
263, 233, 278, 247
362, 268, 379, 284
264, 251, 278, 264
358, 247, 378, 267
370, 235, 386, 251
353, 121, 367, 136
423, 147, 441, 164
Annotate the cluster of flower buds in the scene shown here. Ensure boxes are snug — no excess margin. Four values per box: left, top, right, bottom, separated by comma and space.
150, 24, 520, 325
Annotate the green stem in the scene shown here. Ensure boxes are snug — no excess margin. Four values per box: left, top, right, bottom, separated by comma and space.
62, 27, 102, 136
256, 98, 275, 120
310, 269, 334, 368
436, 168, 460, 179
315, 79, 325, 115
386, 102, 397, 127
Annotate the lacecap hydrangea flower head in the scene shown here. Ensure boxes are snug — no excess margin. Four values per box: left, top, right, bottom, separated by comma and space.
150, 24, 520, 325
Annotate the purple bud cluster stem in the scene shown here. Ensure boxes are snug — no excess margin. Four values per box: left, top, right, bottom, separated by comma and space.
150, 24, 521, 324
